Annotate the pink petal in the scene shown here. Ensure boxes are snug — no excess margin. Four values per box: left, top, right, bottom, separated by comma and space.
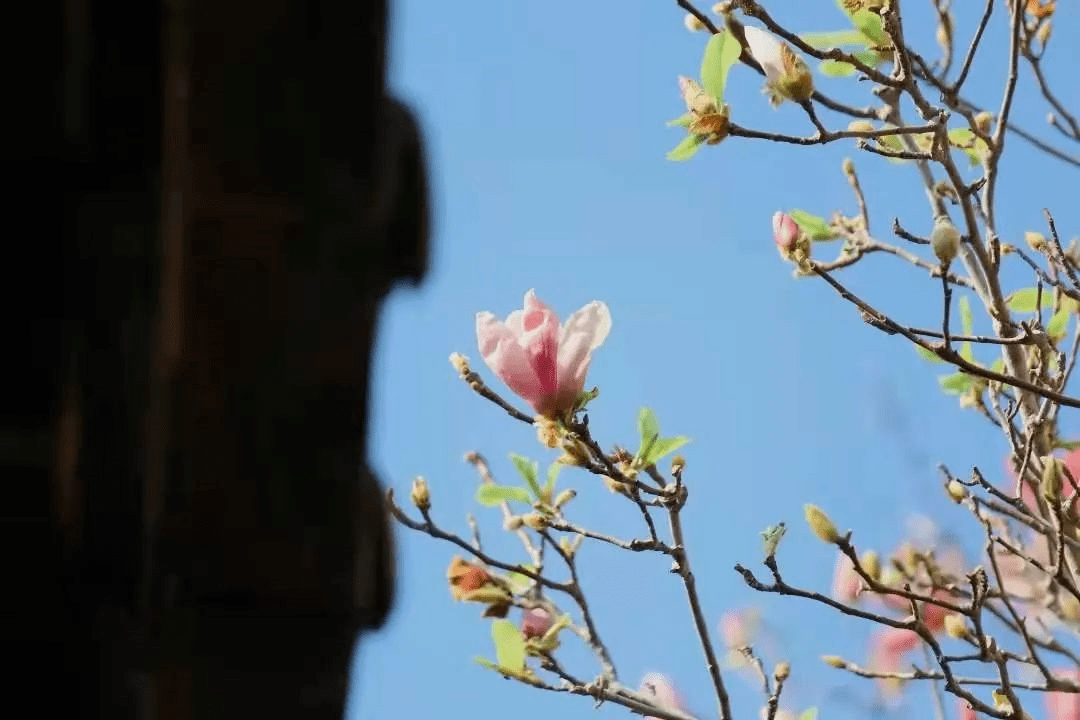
554, 300, 611, 414
1046, 668, 1080, 720
957, 698, 978, 720
869, 628, 920, 699
476, 311, 547, 413
640, 673, 690, 719
832, 553, 862, 603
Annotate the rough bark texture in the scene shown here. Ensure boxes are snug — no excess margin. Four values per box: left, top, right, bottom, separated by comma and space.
11, 0, 426, 716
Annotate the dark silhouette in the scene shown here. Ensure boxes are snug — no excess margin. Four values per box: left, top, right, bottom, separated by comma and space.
12, 0, 426, 716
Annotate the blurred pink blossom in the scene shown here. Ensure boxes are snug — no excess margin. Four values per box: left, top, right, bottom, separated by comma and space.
476, 290, 611, 419
772, 212, 799, 253
868, 628, 921, 699
832, 553, 862, 603
1046, 668, 1080, 720
520, 607, 553, 639
640, 673, 692, 719
956, 698, 978, 720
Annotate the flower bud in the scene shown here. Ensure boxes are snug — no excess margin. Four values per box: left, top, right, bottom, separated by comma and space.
521, 607, 555, 639
671, 455, 686, 475
522, 512, 549, 531
773, 661, 791, 682
684, 13, 705, 32
1035, 20, 1052, 47
504, 515, 524, 531
973, 111, 993, 135
554, 488, 577, 509
602, 474, 630, 496
742, 26, 814, 107
410, 476, 431, 511
946, 480, 968, 503
449, 352, 470, 375
679, 76, 718, 117
930, 216, 961, 265
804, 504, 840, 544
861, 550, 881, 582
822, 655, 847, 669
944, 613, 969, 639
773, 212, 800, 254
536, 416, 561, 449
842, 157, 855, 176
1042, 456, 1064, 503
448, 556, 493, 600
1026, 230, 1049, 254
847, 120, 875, 134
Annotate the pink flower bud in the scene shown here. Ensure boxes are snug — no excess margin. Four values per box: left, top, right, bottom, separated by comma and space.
520, 607, 554, 639
772, 212, 799, 253
476, 290, 611, 420
832, 553, 862, 603
639, 673, 691, 719
957, 698, 978, 720
868, 628, 920, 699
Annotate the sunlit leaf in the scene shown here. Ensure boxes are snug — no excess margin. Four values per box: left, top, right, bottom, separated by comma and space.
476, 484, 533, 507
959, 296, 973, 336
800, 709, 819, 720
700, 29, 742, 105
636, 407, 661, 460
990, 358, 1005, 373
1007, 288, 1053, 313
491, 619, 527, 672
915, 345, 945, 363
474, 656, 499, 671
645, 436, 691, 466
819, 60, 857, 77
1056, 439, 1080, 450
543, 463, 562, 500
667, 112, 694, 128
801, 29, 868, 48
939, 372, 974, 394
510, 453, 542, 500
1047, 308, 1070, 341
666, 134, 706, 162
850, 9, 887, 46
789, 209, 835, 241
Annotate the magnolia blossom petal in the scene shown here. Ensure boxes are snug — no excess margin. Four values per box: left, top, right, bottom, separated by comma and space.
869, 628, 921, 699
957, 698, 978, 720
742, 26, 786, 84
640, 673, 690, 719
832, 553, 862, 603
476, 311, 548, 412
555, 300, 611, 409
1046, 668, 1080, 720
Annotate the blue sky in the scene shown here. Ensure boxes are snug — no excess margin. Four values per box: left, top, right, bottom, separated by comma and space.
349, 2, 1079, 719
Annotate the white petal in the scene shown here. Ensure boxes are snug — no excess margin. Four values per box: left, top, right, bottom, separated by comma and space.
743, 26, 785, 84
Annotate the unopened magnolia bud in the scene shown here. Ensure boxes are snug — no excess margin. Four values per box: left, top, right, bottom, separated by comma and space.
1035, 20, 1052, 47
773, 211, 800, 254
504, 515, 524, 531
991, 689, 1012, 713
671, 455, 686, 475
1041, 456, 1064, 502
1026, 231, 1048, 253
712, 1, 731, 14
931, 217, 961, 265
554, 488, 577, 509
974, 111, 993, 135
946, 480, 968, 503
861, 550, 881, 582
602, 475, 630, 496
804, 504, 840, 544
880, 565, 902, 588
410, 476, 431, 511
847, 120, 875, 134
522, 512, 549, 531
679, 76, 718, 117
449, 352, 469, 375
773, 661, 791, 682
842, 157, 855, 175
943, 613, 969, 639
822, 655, 847, 669
684, 13, 705, 32
777, 45, 814, 103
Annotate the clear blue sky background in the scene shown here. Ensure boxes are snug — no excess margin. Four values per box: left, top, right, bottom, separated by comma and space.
349, 2, 1079, 719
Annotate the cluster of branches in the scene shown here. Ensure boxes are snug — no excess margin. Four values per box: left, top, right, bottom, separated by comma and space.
390, 1, 1080, 719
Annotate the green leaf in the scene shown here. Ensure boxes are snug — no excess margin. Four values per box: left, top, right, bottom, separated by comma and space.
510, 453, 542, 500
474, 656, 499, 671
915, 345, 945, 363
573, 386, 600, 413
801, 29, 869, 48
1047, 308, 1070, 341
948, 128, 985, 167
491, 619, 526, 672
799, 709, 819, 720
990, 358, 1005, 373
507, 564, 539, 593
666, 134, 705, 162
1056, 439, 1080, 450
959, 342, 975, 363
543, 463, 562, 501
850, 9, 887, 46
1007, 288, 1053, 313
959, 296, 973, 336
476, 484, 533, 507
819, 59, 857, 77
948, 128, 975, 146
938, 372, 974, 395
789, 209, 835, 241
667, 112, 694, 128
644, 436, 691, 467
637, 407, 661, 454
700, 29, 742, 106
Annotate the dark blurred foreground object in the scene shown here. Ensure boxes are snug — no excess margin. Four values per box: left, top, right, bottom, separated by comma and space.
11, 0, 427, 716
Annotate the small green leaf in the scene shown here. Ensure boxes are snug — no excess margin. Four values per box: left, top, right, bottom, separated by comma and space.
948, 128, 975, 146
543, 463, 562, 501
510, 453, 542, 500
573, 387, 600, 413
637, 407, 661, 453
801, 29, 868, 48
667, 112, 694, 128
476, 484, 533, 507
789, 209, 835, 241
915, 345, 945, 363
507, 564, 539, 593
938, 372, 974, 395
474, 656, 499, 671
491, 619, 526, 672
1007, 288, 1053, 313
990, 358, 1005, 373
644, 436, 691, 466
959, 342, 975, 363
1056, 439, 1080, 450
1047, 308, 1070, 341
761, 522, 787, 558
959, 296, 973, 336
850, 9, 887, 46
666, 134, 706, 162
819, 59, 857, 77
799, 709, 819, 720
700, 29, 742, 106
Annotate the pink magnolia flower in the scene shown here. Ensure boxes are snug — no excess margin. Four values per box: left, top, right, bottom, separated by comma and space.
476, 290, 611, 419
640, 673, 692, 719
956, 698, 978, 720
520, 607, 554, 639
1004, 451, 1080, 518
832, 553, 862, 603
868, 627, 921, 699
1046, 668, 1080, 720
773, 212, 799, 253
